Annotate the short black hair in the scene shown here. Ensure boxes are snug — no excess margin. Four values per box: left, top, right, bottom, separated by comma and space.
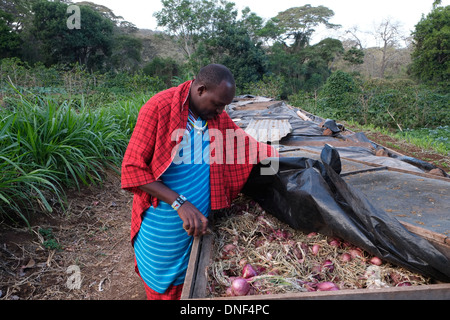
196, 64, 235, 88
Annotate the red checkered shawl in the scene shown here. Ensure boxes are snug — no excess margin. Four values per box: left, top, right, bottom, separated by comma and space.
121, 80, 277, 243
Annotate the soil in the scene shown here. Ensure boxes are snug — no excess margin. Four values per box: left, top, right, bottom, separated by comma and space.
0, 129, 449, 301
0, 171, 147, 300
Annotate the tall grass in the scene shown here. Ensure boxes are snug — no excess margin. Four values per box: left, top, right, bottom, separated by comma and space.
0, 91, 146, 226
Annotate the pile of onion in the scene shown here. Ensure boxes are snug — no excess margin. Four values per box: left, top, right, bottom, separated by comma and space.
207, 196, 430, 297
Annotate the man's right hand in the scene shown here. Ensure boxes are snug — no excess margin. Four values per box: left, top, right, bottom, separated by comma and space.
139, 181, 208, 237
177, 201, 208, 237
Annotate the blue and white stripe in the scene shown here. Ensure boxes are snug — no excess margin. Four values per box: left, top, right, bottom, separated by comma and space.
133, 118, 210, 294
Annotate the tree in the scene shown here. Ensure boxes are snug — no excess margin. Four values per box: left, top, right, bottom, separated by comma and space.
143, 57, 179, 87
110, 35, 143, 73
32, 0, 113, 70
0, 9, 21, 58
155, 0, 267, 86
206, 22, 267, 86
154, 0, 214, 59
410, 5, 449, 87
373, 18, 404, 78
270, 5, 340, 51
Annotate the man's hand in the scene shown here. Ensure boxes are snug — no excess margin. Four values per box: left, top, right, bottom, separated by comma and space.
138, 181, 208, 237
177, 201, 208, 237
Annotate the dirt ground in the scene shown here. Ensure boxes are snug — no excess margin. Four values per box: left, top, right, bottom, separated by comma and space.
0, 131, 448, 301
0, 171, 147, 300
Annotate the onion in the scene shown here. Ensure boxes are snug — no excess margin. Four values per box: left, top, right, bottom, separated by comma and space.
328, 238, 341, 247
293, 247, 303, 261
349, 248, 363, 259
369, 256, 382, 266
321, 259, 334, 272
316, 282, 339, 291
307, 232, 317, 238
275, 229, 290, 240
311, 244, 320, 255
242, 264, 258, 278
397, 282, 412, 287
340, 253, 352, 262
231, 277, 250, 296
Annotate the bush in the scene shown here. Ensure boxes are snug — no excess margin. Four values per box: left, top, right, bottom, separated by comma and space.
289, 72, 449, 130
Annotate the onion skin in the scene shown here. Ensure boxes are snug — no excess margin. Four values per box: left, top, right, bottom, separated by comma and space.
231, 277, 250, 296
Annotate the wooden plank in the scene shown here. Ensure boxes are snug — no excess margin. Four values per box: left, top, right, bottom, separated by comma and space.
198, 283, 450, 300
400, 221, 450, 259
191, 233, 214, 298
181, 236, 202, 300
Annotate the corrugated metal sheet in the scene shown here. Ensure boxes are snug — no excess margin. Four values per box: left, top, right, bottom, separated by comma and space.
244, 117, 292, 142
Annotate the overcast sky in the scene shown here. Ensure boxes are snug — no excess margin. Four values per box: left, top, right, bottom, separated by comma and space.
88, 0, 449, 47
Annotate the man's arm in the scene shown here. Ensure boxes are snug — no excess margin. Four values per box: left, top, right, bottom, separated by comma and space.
138, 182, 208, 237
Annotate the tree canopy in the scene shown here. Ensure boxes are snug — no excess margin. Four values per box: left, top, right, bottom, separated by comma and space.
410, 5, 449, 87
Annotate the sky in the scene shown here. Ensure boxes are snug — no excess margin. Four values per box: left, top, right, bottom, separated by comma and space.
87, 0, 449, 47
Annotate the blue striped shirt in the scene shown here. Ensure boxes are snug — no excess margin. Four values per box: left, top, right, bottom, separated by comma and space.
133, 116, 210, 293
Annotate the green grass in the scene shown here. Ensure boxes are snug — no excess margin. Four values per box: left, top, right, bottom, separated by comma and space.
0, 90, 147, 226
401, 126, 450, 156
342, 120, 450, 156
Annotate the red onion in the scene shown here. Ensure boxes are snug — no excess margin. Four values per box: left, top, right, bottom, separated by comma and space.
321, 259, 334, 272
293, 247, 303, 261
231, 277, 250, 296
311, 264, 321, 274
328, 238, 341, 247
307, 232, 317, 238
349, 248, 363, 259
242, 264, 258, 278
316, 282, 339, 291
341, 241, 352, 248
340, 253, 352, 262
311, 244, 320, 255
370, 256, 382, 266
397, 282, 412, 287
275, 229, 290, 240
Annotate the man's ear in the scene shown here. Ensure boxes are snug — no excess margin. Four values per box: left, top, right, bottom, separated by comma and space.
197, 84, 207, 96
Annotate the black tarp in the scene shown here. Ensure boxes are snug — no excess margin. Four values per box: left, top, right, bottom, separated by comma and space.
242, 145, 450, 282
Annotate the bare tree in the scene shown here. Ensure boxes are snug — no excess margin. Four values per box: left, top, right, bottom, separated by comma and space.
373, 18, 404, 78
345, 26, 365, 50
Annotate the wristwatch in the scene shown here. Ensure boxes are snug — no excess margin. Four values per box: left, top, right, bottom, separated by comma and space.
171, 195, 187, 211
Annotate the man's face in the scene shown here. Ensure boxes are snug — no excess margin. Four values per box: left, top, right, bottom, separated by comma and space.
190, 80, 235, 120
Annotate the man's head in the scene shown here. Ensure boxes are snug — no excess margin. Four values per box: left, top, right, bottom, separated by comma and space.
189, 64, 236, 120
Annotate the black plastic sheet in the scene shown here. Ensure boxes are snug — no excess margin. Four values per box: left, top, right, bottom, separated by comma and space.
242, 145, 450, 282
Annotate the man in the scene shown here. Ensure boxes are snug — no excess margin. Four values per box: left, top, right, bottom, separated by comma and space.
121, 64, 277, 300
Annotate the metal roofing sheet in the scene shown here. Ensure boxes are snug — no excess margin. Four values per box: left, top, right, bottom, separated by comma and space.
244, 118, 292, 142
